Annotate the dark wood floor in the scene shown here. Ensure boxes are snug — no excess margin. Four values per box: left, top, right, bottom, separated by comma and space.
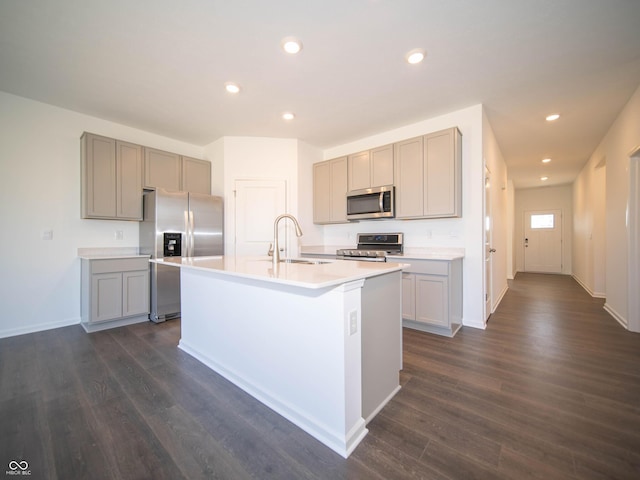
2, 273, 640, 479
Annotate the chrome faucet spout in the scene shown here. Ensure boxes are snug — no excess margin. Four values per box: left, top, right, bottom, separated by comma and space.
272, 214, 303, 266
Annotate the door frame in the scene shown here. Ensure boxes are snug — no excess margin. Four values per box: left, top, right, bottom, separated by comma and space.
628, 146, 640, 332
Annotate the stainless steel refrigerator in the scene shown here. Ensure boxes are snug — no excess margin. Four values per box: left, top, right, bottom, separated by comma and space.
139, 188, 224, 322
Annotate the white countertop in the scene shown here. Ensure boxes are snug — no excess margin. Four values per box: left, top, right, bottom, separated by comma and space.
79, 254, 150, 260
152, 255, 406, 290
77, 247, 149, 260
300, 245, 464, 261
389, 248, 464, 261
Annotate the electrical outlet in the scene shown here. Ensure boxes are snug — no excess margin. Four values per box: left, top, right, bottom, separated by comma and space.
42, 229, 53, 241
115, 230, 124, 240
349, 310, 358, 335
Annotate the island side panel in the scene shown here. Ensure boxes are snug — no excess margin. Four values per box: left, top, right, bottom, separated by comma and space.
361, 270, 402, 422
177, 267, 367, 458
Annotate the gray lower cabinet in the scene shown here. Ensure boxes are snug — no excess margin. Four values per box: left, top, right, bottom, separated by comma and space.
81, 257, 150, 332
81, 132, 143, 220
398, 257, 462, 337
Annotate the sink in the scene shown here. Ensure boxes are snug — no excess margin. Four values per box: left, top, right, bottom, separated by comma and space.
280, 258, 332, 265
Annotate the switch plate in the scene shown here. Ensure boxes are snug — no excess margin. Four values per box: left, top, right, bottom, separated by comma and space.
348, 310, 358, 335
115, 230, 124, 240
42, 229, 53, 241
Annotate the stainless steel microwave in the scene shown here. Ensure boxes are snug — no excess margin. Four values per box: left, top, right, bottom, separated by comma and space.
346, 185, 395, 220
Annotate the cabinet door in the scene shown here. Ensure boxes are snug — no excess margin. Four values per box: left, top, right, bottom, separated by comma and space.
122, 271, 149, 317
415, 274, 449, 327
144, 147, 181, 191
401, 273, 416, 321
371, 144, 394, 187
82, 133, 116, 218
394, 137, 424, 218
348, 150, 371, 191
116, 140, 143, 220
91, 273, 123, 323
181, 156, 211, 194
330, 157, 348, 222
424, 127, 461, 217
313, 161, 331, 224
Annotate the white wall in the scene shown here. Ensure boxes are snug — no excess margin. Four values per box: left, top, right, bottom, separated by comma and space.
321, 104, 486, 329
297, 140, 324, 246
203, 136, 303, 256
573, 157, 606, 297
514, 185, 574, 275
0, 92, 206, 338
573, 84, 640, 327
482, 111, 510, 311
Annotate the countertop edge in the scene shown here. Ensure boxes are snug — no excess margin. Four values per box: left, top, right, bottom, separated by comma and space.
152, 256, 406, 290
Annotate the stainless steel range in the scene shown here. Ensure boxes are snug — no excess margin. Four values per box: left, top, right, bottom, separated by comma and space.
336, 233, 403, 262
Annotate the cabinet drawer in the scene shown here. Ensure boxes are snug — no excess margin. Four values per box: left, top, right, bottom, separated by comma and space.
402, 259, 449, 276
91, 257, 149, 274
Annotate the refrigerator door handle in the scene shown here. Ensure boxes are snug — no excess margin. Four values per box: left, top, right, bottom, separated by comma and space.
183, 209, 190, 257
189, 210, 195, 256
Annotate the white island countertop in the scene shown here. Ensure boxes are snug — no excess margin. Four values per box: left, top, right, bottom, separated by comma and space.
152, 255, 406, 290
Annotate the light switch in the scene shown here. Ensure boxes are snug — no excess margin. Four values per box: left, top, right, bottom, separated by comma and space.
42, 229, 53, 241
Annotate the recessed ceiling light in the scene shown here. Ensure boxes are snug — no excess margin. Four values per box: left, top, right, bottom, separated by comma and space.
405, 48, 426, 64
542, 158, 552, 163
281, 37, 303, 54
540, 176, 549, 181
225, 82, 240, 94
282, 112, 295, 121
545, 113, 560, 121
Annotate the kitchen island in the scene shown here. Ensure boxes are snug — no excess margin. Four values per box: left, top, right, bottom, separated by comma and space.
152, 256, 405, 458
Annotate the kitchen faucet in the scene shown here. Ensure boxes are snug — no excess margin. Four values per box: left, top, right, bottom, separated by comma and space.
271, 214, 303, 266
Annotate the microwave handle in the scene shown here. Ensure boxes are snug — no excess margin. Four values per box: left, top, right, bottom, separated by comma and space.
379, 192, 384, 212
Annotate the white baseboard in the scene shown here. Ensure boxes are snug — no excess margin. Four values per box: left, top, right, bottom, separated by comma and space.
0, 316, 81, 339
462, 318, 486, 330
493, 284, 509, 312
603, 303, 628, 329
572, 274, 606, 298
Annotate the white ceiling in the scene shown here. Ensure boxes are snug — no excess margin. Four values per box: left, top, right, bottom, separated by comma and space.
1, 0, 639, 188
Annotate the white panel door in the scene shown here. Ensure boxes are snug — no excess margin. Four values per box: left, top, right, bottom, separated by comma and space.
484, 168, 493, 320
524, 210, 563, 273
234, 179, 287, 256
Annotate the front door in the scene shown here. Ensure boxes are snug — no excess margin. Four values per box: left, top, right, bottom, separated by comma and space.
524, 209, 563, 273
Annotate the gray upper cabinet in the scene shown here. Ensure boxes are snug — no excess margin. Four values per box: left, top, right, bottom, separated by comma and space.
348, 150, 371, 191
313, 156, 348, 224
116, 140, 144, 219
348, 144, 393, 191
394, 136, 424, 218
144, 148, 211, 194
81, 132, 142, 220
143, 147, 181, 191
424, 127, 461, 218
181, 156, 211, 194
395, 127, 461, 219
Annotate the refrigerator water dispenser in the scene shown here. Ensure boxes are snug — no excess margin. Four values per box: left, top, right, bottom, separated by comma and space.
163, 232, 182, 257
